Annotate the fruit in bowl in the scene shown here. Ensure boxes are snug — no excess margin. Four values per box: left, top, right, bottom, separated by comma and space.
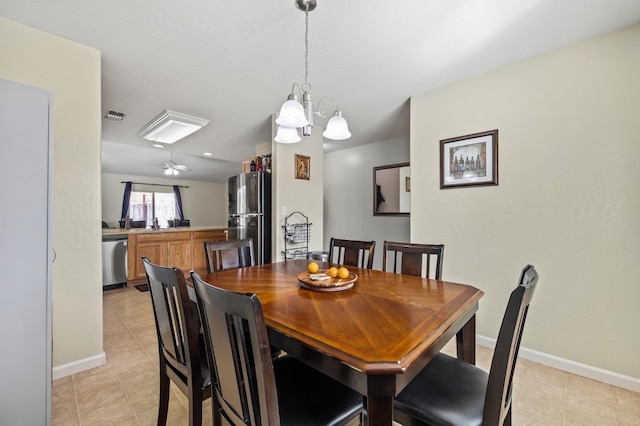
326, 267, 338, 278
308, 262, 319, 274
337, 267, 350, 279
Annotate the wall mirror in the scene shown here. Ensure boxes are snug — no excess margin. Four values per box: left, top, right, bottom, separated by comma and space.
373, 163, 410, 216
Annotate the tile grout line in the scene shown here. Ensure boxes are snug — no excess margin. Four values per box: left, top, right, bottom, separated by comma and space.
104, 291, 145, 426
562, 373, 568, 426
121, 290, 191, 412
613, 386, 622, 426
70, 372, 82, 426
108, 288, 191, 415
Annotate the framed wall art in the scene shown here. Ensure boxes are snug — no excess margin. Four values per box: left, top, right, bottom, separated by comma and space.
295, 154, 310, 180
440, 129, 498, 189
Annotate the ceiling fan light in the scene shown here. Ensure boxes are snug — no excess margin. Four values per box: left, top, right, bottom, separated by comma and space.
322, 111, 351, 140
274, 125, 302, 144
164, 168, 173, 175
275, 98, 309, 128
138, 109, 209, 144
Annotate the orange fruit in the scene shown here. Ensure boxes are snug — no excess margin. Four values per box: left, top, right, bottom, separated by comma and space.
326, 267, 338, 278
308, 262, 319, 274
337, 267, 350, 279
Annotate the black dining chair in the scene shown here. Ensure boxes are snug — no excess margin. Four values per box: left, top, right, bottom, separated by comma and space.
204, 238, 255, 273
203, 237, 281, 360
328, 237, 376, 269
382, 241, 445, 279
141, 257, 212, 426
394, 264, 539, 426
191, 271, 364, 426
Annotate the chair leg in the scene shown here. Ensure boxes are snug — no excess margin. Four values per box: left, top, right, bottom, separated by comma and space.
157, 366, 170, 426
213, 393, 222, 426
504, 406, 512, 426
188, 388, 202, 426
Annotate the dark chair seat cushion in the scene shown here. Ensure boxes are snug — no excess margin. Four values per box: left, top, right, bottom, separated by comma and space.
394, 353, 488, 426
274, 356, 362, 426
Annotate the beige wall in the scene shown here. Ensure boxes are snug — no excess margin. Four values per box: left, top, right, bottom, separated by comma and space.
324, 138, 410, 269
0, 18, 103, 367
411, 24, 640, 379
101, 173, 228, 228
271, 115, 324, 260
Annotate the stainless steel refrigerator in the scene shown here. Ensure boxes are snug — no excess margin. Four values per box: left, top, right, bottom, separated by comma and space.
228, 171, 272, 264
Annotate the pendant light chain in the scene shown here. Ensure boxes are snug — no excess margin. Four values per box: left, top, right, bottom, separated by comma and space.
304, 6, 310, 90
274, 0, 351, 143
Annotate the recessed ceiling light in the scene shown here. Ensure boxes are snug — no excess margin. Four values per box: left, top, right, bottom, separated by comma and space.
153, 144, 164, 148
204, 152, 213, 156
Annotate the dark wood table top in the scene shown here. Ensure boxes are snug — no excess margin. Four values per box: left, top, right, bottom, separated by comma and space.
197, 259, 484, 425
199, 259, 484, 375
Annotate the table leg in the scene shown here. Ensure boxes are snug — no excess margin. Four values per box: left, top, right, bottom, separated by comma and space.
456, 313, 476, 364
364, 396, 393, 426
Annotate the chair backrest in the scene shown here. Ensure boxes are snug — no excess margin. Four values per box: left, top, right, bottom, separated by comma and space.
191, 272, 280, 426
204, 238, 255, 273
382, 241, 444, 279
328, 238, 376, 269
484, 264, 538, 425
142, 257, 202, 385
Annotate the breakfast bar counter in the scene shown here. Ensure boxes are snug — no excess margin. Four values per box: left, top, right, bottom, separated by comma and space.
102, 225, 227, 236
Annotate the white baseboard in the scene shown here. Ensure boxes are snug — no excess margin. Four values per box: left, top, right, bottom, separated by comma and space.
477, 335, 640, 393
52, 352, 106, 380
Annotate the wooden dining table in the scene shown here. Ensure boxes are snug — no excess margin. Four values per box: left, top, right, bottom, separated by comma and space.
196, 259, 484, 426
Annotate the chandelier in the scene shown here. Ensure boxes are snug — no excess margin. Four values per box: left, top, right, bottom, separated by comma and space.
274, 0, 351, 144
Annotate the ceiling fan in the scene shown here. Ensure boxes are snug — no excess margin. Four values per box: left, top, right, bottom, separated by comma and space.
163, 152, 191, 176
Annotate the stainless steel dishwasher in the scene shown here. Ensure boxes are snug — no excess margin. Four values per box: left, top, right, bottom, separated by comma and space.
102, 234, 128, 288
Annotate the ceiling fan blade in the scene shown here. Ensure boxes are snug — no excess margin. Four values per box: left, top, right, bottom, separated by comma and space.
175, 164, 191, 171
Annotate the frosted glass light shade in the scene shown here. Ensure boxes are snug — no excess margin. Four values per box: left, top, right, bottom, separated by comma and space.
322, 111, 351, 140
274, 126, 301, 144
164, 168, 179, 176
276, 100, 309, 128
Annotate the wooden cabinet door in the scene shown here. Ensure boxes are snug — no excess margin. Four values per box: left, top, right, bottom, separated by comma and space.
127, 229, 228, 281
192, 230, 228, 273
167, 241, 192, 273
130, 241, 165, 280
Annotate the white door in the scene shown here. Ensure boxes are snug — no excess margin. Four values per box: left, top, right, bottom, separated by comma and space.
0, 79, 53, 425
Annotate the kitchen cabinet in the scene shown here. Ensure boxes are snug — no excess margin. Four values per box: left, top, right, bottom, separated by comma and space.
192, 229, 228, 272
125, 228, 227, 282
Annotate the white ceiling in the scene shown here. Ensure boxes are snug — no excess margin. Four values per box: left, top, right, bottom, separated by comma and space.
3, 0, 640, 182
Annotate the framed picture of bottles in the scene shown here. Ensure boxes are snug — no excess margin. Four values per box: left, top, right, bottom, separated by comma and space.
440, 129, 498, 189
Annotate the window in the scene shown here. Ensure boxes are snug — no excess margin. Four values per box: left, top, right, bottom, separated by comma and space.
128, 191, 178, 228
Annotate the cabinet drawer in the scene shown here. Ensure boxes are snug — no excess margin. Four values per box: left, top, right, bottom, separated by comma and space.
192, 230, 227, 241
134, 231, 191, 243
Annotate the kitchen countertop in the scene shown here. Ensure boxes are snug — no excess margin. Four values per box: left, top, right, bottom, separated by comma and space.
102, 226, 227, 236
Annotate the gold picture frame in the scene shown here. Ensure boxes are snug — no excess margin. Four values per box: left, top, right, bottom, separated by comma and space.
295, 154, 310, 180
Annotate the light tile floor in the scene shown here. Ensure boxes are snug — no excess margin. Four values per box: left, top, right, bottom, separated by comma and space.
53, 286, 640, 425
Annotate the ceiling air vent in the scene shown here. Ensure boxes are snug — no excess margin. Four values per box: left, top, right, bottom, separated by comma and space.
104, 110, 126, 121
